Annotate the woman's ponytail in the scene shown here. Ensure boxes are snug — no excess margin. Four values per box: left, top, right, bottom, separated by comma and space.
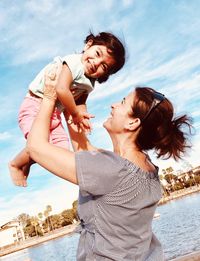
155, 114, 193, 160
133, 87, 193, 161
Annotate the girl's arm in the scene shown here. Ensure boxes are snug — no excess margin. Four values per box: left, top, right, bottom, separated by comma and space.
56, 64, 93, 131
56, 64, 79, 118
27, 79, 78, 184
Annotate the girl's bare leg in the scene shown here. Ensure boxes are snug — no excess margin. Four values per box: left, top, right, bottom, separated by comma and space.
8, 148, 34, 187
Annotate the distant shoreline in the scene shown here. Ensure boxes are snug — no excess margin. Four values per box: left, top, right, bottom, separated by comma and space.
1, 186, 200, 258
0, 224, 77, 257
170, 250, 200, 261
158, 185, 200, 205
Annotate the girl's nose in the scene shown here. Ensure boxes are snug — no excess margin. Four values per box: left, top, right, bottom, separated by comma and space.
94, 58, 102, 67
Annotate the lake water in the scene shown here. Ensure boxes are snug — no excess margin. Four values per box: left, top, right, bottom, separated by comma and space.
1, 192, 200, 261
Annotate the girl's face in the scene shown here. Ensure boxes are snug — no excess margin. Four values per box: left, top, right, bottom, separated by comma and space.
82, 41, 115, 79
104, 92, 136, 133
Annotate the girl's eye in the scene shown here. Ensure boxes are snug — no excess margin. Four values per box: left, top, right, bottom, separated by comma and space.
102, 64, 107, 72
96, 51, 100, 57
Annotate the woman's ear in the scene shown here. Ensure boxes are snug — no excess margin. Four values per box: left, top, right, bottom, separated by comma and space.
83, 39, 93, 51
125, 118, 141, 131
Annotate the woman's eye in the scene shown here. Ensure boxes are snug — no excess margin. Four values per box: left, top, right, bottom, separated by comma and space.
121, 98, 125, 104
96, 51, 100, 57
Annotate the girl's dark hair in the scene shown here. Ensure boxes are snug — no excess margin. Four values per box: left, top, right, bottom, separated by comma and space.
84, 32, 126, 83
132, 87, 193, 160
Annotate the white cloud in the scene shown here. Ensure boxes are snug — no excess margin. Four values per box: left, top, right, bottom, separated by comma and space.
0, 132, 11, 141
1, 0, 132, 66
0, 180, 78, 226
191, 110, 200, 118
88, 45, 200, 102
144, 47, 200, 80
25, 0, 58, 14
122, 0, 135, 7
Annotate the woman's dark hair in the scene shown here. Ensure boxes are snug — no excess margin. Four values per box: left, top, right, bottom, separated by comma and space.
132, 87, 193, 160
84, 32, 126, 83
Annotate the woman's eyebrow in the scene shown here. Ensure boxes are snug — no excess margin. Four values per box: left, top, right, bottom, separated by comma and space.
122, 97, 126, 103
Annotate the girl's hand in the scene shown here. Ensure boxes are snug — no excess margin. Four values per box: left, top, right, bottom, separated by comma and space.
78, 112, 95, 134
69, 111, 95, 134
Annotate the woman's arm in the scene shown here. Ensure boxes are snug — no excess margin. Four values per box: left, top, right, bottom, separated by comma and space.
27, 74, 78, 184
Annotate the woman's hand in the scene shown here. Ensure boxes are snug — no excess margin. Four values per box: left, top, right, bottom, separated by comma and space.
44, 61, 62, 101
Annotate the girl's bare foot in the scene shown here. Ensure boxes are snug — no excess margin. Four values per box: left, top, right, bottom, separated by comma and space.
22, 160, 34, 179
8, 161, 27, 187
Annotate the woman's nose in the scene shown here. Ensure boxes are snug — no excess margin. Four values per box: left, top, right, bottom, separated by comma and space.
111, 103, 117, 109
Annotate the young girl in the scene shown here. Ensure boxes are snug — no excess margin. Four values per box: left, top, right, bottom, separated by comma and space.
9, 31, 126, 187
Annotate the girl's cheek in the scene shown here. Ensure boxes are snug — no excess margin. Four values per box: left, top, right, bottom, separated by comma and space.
98, 69, 104, 77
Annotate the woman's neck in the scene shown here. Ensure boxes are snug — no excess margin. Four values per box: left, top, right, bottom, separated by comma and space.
115, 146, 145, 162
111, 136, 154, 172
112, 135, 140, 157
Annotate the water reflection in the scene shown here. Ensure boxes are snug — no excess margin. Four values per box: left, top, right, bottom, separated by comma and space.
0, 234, 79, 261
153, 192, 200, 260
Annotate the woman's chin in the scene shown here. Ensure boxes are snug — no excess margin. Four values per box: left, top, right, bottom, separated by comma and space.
103, 119, 109, 128
103, 120, 111, 132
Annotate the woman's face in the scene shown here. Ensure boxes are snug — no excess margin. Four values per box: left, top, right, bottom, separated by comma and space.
103, 92, 135, 133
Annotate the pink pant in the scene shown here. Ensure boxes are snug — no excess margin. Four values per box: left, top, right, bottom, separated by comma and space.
18, 96, 69, 149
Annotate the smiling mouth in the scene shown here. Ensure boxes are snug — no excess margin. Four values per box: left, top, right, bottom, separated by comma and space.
107, 113, 113, 119
87, 60, 95, 73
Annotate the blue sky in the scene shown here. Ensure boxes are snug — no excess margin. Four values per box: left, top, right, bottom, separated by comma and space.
0, 0, 200, 225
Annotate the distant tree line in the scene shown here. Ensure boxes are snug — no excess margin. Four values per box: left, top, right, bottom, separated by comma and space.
159, 165, 200, 196
16, 200, 78, 238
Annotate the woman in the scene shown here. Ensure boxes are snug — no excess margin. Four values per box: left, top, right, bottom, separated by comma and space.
27, 71, 192, 260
